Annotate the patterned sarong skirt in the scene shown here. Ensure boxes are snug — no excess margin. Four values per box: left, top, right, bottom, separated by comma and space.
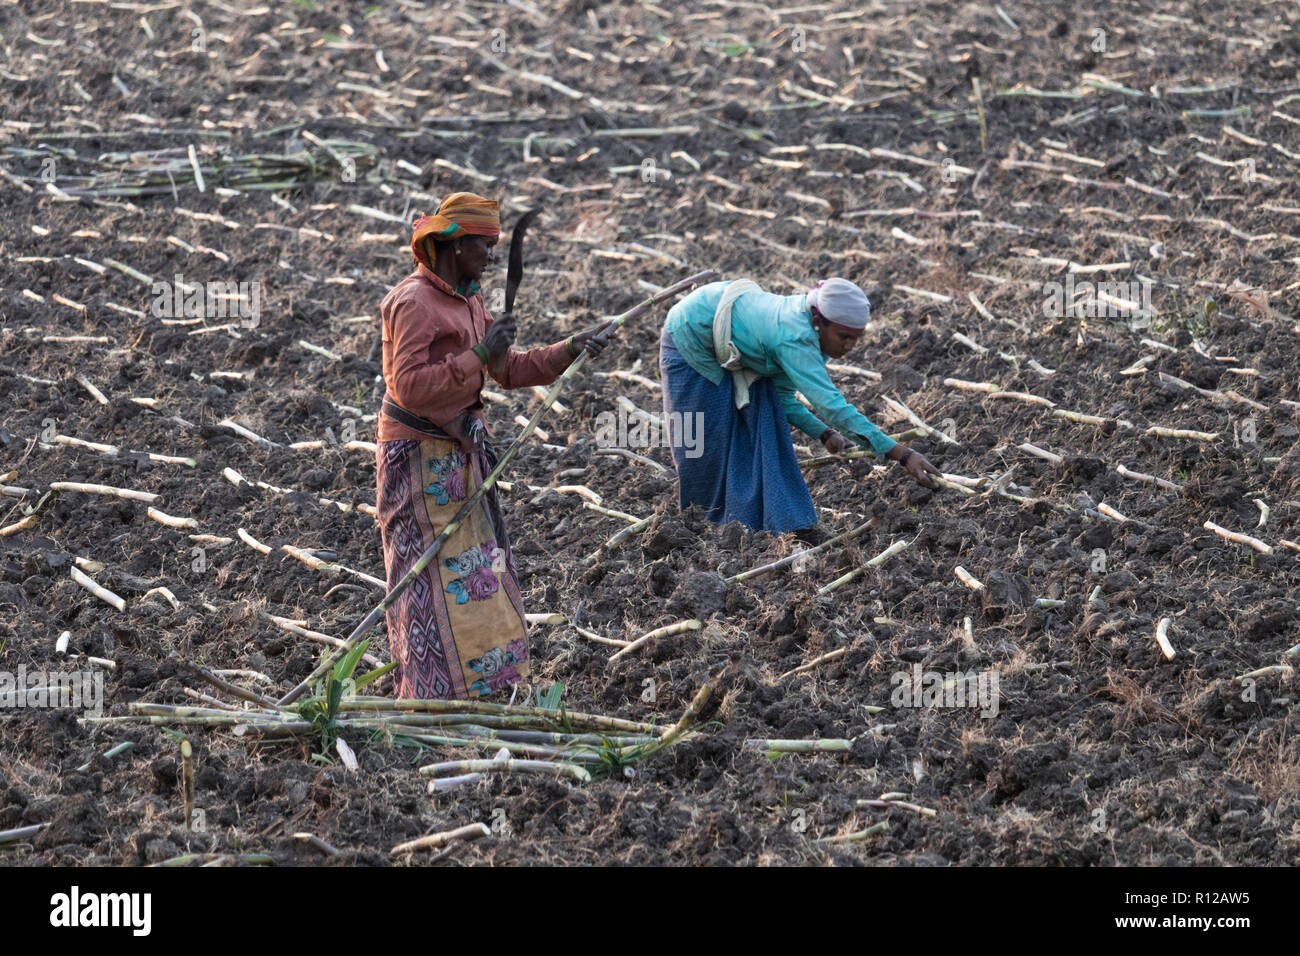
375, 436, 529, 699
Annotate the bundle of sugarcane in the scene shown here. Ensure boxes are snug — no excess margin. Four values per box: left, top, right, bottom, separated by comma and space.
7, 139, 378, 198
80, 648, 714, 783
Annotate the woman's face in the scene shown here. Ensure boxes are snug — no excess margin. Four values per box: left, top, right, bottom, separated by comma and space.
814, 311, 864, 358
456, 234, 497, 281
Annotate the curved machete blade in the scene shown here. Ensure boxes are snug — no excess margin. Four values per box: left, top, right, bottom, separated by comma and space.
504, 207, 540, 317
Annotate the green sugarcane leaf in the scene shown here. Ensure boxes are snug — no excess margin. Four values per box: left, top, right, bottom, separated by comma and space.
334, 639, 371, 684
538, 682, 564, 711
353, 659, 397, 692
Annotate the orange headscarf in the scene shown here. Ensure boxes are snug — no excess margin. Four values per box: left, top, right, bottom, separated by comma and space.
410, 192, 500, 268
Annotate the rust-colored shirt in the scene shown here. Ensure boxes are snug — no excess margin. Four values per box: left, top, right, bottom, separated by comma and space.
377, 263, 572, 443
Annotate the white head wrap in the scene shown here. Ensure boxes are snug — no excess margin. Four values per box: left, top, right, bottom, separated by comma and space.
807, 277, 871, 329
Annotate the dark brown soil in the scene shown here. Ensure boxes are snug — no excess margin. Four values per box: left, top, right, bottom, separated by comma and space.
2, 0, 1299, 866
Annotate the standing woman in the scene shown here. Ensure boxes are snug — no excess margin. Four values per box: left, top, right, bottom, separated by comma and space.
660, 276, 939, 533
375, 192, 609, 700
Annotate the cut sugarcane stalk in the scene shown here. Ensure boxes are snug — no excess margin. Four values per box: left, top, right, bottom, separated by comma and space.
54, 434, 117, 454
601, 368, 663, 390
1279, 540, 1300, 553
857, 796, 937, 816
1254, 499, 1269, 527
275, 271, 719, 706
1035, 598, 1065, 609
1147, 426, 1219, 441
358, 728, 602, 761
777, 647, 848, 680
73, 741, 134, 774
0, 514, 38, 536
1054, 409, 1126, 428
604, 515, 651, 549
514, 415, 549, 442
932, 475, 980, 496
189, 534, 233, 545
219, 418, 281, 448
49, 482, 159, 503
147, 507, 198, 529
593, 447, 669, 473
631, 682, 713, 757
1235, 665, 1294, 682
1203, 521, 1273, 554
744, 738, 851, 752
390, 823, 491, 856
990, 391, 1056, 408
143, 586, 181, 610
609, 619, 702, 661
183, 688, 236, 710
728, 519, 875, 584
799, 448, 887, 469
882, 396, 958, 444
1154, 617, 1176, 660
428, 773, 484, 792
615, 395, 665, 429
237, 528, 273, 555
1018, 442, 1062, 465
951, 332, 988, 354
579, 501, 643, 523
554, 484, 602, 504
75, 374, 109, 404
815, 821, 888, 844
954, 566, 984, 591
281, 543, 338, 570
70, 566, 125, 611
1120, 355, 1155, 375
261, 614, 385, 669
1116, 464, 1183, 493
417, 758, 591, 782
298, 340, 341, 361
148, 452, 197, 467
293, 833, 341, 856
574, 624, 631, 648
181, 739, 195, 829
0, 824, 49, 845
817, 539, 909, 595
944, 377, 999, 393
530, 385, 567, 413
1224, 390, 1268, 412
214, 669, 274, 684
1096, 503, 1129, 522
826, 362, 881, 381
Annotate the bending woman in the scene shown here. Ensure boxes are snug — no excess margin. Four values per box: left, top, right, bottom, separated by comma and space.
659, 276, 939, 533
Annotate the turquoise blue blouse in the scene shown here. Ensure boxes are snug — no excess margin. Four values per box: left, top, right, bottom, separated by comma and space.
665, 280, 898, 458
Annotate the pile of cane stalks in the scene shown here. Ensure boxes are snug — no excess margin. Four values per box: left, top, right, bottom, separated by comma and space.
80, 643, 717, 787
7, 137, 377, 198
